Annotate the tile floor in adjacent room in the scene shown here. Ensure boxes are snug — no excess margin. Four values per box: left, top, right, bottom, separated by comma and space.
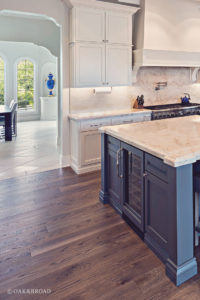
0, 121, 62, 181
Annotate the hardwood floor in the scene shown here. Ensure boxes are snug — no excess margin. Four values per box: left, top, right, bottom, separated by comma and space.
0, 168, 200, 300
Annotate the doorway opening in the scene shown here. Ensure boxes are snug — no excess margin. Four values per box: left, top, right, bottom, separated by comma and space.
0, 10, 63, 180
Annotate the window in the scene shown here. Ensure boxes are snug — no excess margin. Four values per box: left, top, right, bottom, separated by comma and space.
17, 60, 35, 110
0, 57, 4, 105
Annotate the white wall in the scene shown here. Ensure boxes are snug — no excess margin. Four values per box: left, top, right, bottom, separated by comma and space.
0, 15, 60, 56
0, 41, 57, 121
0, 0, 70, 162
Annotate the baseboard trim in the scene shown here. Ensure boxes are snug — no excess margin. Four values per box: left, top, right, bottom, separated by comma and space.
70, 161, 101, 174
99, 190, 109, 204
166, 258, 198, 286
61, 155, 70, 168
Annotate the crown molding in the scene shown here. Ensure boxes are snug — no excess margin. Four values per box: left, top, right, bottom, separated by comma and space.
67, 0, 140, 14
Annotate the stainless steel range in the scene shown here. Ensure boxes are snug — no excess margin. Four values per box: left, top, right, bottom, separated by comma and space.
144, 103, 200, 120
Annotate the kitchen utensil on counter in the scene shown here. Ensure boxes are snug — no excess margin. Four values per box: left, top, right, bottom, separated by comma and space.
181, 93, 191, 105
134, 95, 144, 109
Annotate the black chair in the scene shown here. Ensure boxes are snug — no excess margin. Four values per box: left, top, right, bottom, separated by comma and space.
0, 102, 18, 139
0, 100, 15, 128
12, 102, 18, 137
0, 116, 4, 125
0, 117, 5, 139
9, 99, 15, 110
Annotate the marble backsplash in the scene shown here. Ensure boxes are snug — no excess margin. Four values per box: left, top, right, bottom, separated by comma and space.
70, 67, 200, 113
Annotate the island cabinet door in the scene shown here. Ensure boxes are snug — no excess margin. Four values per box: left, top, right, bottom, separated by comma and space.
121, 143, 145, 232
144, 171, 169, 258
107, 136, 123, 214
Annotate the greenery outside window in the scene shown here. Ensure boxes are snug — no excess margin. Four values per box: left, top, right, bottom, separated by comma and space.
17, 60, 35, 110
0, 57, 4, 105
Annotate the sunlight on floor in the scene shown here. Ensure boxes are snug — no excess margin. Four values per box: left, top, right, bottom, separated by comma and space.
0, 121, 61, 181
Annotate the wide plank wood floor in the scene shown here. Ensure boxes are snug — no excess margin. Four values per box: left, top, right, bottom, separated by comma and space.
0, 167, 200, 300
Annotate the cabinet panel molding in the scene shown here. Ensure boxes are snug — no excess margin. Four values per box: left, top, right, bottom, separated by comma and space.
106, 11, 132, 45
106, 45, 132, 86
72, 7, 105, 43
70, 42, 106, 87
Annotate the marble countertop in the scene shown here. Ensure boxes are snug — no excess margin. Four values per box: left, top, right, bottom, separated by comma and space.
69, 108, 152, 121
99, 115, 200, 167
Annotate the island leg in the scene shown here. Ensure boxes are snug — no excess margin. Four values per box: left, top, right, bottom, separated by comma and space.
99, 133, 109, 204
166, 164, 198, 286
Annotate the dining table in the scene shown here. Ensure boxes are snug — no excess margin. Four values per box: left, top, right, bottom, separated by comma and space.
0, 105, 12, 141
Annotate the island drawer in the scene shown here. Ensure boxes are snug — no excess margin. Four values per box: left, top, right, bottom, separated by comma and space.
107, 135, 120, 152
145, 153, 168, 182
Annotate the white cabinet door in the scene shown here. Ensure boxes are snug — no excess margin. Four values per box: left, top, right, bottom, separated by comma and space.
106, 11, 132, 45
73, 7, 105, 43
80, 130, 101, 166
106, 45, 132, 86
75, 43, 106, 87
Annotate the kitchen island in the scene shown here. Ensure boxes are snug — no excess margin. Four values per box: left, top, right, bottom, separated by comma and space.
99, 115, 200, 286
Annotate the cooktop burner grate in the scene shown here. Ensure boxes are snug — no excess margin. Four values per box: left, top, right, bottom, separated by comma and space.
144, 103, 200, 111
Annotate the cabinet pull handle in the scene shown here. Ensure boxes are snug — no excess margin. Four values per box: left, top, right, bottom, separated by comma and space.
116, 149, 120, 177
117, 148, 123, 178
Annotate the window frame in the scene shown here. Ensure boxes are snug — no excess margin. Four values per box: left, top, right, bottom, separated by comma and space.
0, 54, 7, 105
15, 57, 37, 113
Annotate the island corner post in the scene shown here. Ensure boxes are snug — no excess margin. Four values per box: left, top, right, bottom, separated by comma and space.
165, 163, 197, 285
99, 132, 198, 286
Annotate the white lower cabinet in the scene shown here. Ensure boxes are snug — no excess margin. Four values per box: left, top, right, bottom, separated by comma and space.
70, 112, 151, 175
80, 131, 101, 167
70, 118, 111, 174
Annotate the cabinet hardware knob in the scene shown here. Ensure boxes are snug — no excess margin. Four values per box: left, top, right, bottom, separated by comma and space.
143, 172, 148, 177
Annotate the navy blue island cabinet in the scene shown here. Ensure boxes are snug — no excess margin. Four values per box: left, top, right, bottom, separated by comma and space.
99, 133, 198, 286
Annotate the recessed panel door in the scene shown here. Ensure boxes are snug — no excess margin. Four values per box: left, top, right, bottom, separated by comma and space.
122, 143, 145, 232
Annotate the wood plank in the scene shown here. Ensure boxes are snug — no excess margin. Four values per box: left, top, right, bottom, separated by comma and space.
0, 167, 199, 300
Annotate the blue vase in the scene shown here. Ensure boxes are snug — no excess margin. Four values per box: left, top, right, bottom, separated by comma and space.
46, 73, 55, 96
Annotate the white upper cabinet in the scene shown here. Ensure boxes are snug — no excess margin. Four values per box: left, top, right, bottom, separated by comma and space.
69, 2, 139, 87
71, 7, 105, 43
106, 45, 132, 86
71, 43, 105, 87
106, 11, 132, 45
71, 6, 132, 45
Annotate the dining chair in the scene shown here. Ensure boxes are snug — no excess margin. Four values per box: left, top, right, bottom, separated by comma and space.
0, 116, 5, 140
0, 101, 18, 140
0, 100, 14, 128
12, 102, 18, 137
9, 99, 15, 110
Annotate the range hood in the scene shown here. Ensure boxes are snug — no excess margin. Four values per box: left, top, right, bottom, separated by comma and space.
133, 0, 200, 68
